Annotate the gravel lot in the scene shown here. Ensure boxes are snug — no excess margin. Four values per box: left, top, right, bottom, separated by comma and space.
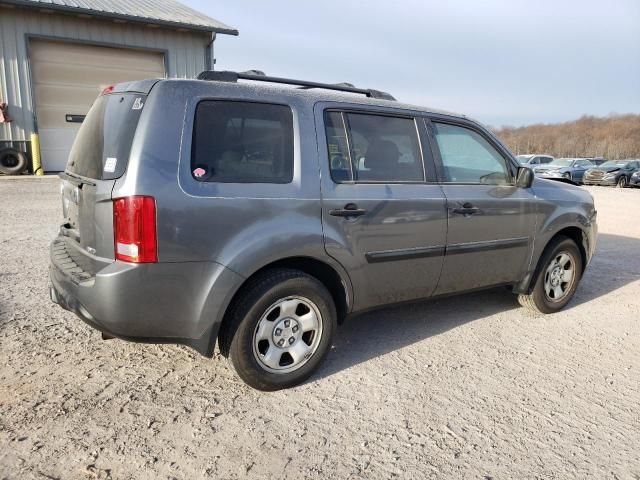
1, 178, 639, 479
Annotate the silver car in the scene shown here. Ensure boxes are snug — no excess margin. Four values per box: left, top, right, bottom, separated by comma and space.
533, 158, 595, 184
50, 71, 598, 390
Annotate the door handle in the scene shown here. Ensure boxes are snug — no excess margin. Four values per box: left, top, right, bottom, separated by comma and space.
329, 203, 367, 218
452, 202, 480, 216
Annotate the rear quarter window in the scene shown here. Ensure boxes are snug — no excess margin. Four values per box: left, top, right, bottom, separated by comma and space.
191, 101, 294, 183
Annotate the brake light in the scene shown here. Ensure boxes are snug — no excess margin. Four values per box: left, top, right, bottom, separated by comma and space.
113, 196, 157, 263
100, 85, 114, 96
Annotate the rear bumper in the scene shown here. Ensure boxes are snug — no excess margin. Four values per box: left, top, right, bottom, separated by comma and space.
49, 236, 243, 356
537, 173, 567, 180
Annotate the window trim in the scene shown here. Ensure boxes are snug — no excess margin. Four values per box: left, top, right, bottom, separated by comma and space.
323, 108, 427, 185
425, 117, 518, 186
190, 99, 295, 184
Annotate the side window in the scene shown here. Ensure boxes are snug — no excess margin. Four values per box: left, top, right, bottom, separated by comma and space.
324, 111, 352, 182
542, 157, 553, 164
191, 101, 294, 183
432, 122, 511, 185
346, 113, 424, 182
325, 111, 424, 183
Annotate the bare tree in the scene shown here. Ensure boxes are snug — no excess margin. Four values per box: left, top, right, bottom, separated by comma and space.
493, 114, 640, 159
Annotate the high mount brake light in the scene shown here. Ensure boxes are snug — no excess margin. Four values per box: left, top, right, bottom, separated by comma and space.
113, 196, 157, 263
100, 85, 115, 96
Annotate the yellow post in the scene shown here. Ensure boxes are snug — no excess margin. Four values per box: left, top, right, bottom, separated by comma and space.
30, 132, 43, 176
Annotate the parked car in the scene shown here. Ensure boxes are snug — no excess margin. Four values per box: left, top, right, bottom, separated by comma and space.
583, 159, 640, 187
49, 71, 598, 390
630, 170, 640, 188
533, 158, 594, 184
516, 154, 554, 166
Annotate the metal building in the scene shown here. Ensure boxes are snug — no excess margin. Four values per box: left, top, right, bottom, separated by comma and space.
0, 0, 237, 173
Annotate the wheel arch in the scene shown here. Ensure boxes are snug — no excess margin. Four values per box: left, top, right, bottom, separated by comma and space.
215, 256, 353, 355
515, 224, 589, 295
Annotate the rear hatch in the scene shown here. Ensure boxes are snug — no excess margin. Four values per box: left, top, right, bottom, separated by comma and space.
58, 88, 148, 265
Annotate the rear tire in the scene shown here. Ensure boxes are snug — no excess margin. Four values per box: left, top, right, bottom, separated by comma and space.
518, 236, 583, 314
219, 268, 336, 391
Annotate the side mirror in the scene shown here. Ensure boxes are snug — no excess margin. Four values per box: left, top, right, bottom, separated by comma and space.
516, 166, 534, 188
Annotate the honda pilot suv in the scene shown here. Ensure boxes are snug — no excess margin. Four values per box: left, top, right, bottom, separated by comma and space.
50, 71, 597, 390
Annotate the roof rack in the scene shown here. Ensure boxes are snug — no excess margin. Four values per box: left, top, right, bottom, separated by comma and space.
196, 70, 396, 101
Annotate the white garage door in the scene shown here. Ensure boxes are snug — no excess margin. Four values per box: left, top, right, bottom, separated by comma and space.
30, 39, 165, 172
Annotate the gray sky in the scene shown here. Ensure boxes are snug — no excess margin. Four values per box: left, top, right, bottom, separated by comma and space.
185, 0, 640, 127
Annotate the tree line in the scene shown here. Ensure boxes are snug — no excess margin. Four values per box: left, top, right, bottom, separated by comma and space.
492, 114, 640, 160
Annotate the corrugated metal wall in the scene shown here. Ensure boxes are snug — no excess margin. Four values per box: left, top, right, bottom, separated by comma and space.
0, 5, 210, 142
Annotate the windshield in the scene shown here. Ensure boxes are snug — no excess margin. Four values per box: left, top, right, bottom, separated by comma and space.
516, 155, 533, 164
549, 159, 574, 167
600, 160, 629, 168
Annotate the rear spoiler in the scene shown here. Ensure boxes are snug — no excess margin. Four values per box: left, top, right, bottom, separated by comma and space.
111, 78, 162, 95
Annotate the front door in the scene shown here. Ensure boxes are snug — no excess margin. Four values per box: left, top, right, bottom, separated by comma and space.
427, 119, 538, 295
317, 107, 448, 310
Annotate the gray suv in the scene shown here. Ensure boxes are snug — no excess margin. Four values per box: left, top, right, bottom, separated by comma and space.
50, 71, 597, 390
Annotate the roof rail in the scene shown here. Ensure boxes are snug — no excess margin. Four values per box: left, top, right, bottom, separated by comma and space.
196, 70, 396, 101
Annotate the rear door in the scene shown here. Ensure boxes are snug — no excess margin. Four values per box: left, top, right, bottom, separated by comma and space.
59, 90, 147, 261
316, 105, 447, 310
426, 118, 537, 295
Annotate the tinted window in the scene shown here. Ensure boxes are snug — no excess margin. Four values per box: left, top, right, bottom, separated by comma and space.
192, 101, 293, 183
324, 111, 352, 182
67, 93, 145, 179
432, 122, 511, 184
325, 112, 424, 183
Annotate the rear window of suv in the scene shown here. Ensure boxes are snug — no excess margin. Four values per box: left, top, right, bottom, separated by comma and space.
191, 101, 294, 183
66, 93, 146, 180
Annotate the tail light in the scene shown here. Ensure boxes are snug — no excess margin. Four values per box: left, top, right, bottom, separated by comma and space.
113, 196, 157, 263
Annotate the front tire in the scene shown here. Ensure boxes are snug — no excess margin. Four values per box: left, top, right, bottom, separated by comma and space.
617, 176, 627, 188
518, 236, 583, 314
220, 269, 336, 391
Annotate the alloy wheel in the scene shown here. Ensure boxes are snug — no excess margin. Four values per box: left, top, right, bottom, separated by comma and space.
543, 252, 576, 302
252, 296, 323, 373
